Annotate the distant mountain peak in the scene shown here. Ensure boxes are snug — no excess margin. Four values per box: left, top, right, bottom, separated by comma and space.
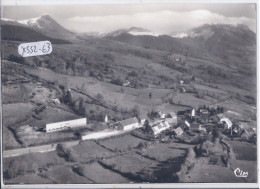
106, 26, 160, 37
17, 14, 73, 35
128, 27, 150, 32
40, 14, 52, 19
171, 23, 254, 39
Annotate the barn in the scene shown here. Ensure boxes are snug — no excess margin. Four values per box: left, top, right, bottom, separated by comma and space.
46, 118, 87, 133
117, 117, 139, 130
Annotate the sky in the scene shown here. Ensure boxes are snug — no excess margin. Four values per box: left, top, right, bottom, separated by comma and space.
2, 3, 257, 34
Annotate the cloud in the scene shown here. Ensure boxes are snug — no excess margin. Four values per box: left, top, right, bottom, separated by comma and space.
61, 9, 256, 34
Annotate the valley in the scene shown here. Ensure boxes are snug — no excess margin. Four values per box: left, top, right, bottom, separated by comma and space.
1, 13, 257, 184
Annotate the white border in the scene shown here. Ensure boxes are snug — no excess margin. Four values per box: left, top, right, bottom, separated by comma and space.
1, 0, 259, 6
1, 0, 259, 188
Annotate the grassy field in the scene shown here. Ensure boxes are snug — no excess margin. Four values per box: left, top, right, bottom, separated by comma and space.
82, 162, 131, 183
68, 140, 114, 162
98, 134, 147, 152
2, 22, 256, 184
229, 141, 257, 161
40, 164, 93, 184
141, 142, 188, 162
3, 150, 66, 182
2, 103, 35, 149
4, 174, 53, 184
100, 153, 155, 175
179, 164, 245, 183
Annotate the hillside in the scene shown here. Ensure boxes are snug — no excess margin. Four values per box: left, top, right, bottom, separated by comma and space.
1, 24, 72, 44
107, 24, 256, 74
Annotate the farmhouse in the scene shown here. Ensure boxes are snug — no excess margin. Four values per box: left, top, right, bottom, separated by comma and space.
117, 117, 139, 131
151, 121, 171, 136
165, 112, 177, 125
173, 127, 183, 136
46, 118, 87, 133
158, 111, 166, 118
200, 109, 210, 122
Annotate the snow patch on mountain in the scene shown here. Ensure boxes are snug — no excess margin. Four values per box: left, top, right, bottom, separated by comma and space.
18, 16, 43, 28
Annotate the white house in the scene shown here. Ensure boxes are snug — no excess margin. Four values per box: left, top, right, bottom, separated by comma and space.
117, 117, 139, 130
104, 115, 108, 123
185, 120, 190, 128
139, 115, 147, 125
191, 109, 196, 117
46, 118, 87, 133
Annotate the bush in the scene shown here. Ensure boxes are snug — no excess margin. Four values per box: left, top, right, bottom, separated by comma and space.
111, 77, 123, 86
128, 71, 138, 77
7, 54, 25, 64
96, 93, 104, 102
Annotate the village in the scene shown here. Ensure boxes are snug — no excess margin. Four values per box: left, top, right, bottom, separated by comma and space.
41, 103, 257, 145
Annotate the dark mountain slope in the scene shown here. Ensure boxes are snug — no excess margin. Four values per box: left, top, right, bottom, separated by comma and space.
1, 24, 72, 44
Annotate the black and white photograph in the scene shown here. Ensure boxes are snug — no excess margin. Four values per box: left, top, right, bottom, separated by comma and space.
1, 0, 258, 187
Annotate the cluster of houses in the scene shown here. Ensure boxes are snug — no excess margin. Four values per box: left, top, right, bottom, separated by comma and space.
112, 107, 257, 142
43, 104, 256, 144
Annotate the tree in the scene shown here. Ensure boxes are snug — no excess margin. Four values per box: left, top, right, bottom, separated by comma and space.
7, 54, 25, 64
78, 97, 85, 116
63, 90, 73, 105
128, 71, 138, 77
96, 93, 104, 102
149, 92, 152, 99
132, 105, 140, 117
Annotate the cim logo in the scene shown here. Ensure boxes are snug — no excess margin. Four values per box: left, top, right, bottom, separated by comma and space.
234, 168, 248, 178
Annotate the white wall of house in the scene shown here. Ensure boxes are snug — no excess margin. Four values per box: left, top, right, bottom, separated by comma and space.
46, 118, 87, 133
123, 123, 139, 130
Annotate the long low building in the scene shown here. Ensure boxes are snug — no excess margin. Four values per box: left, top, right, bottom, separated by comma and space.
46, 118, 87, 133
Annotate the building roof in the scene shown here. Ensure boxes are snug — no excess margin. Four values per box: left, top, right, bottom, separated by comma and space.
216, 113, 225, 120
151, 121, 170, 135
168, 112, 177, 118
152, 126, 160, 135
158, 111, 166, 118
185, 120, 190, 127
118, 117, 138, 127
173, 127, 183, 135
190, 123, 200, 130
165, 117, 176, 124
